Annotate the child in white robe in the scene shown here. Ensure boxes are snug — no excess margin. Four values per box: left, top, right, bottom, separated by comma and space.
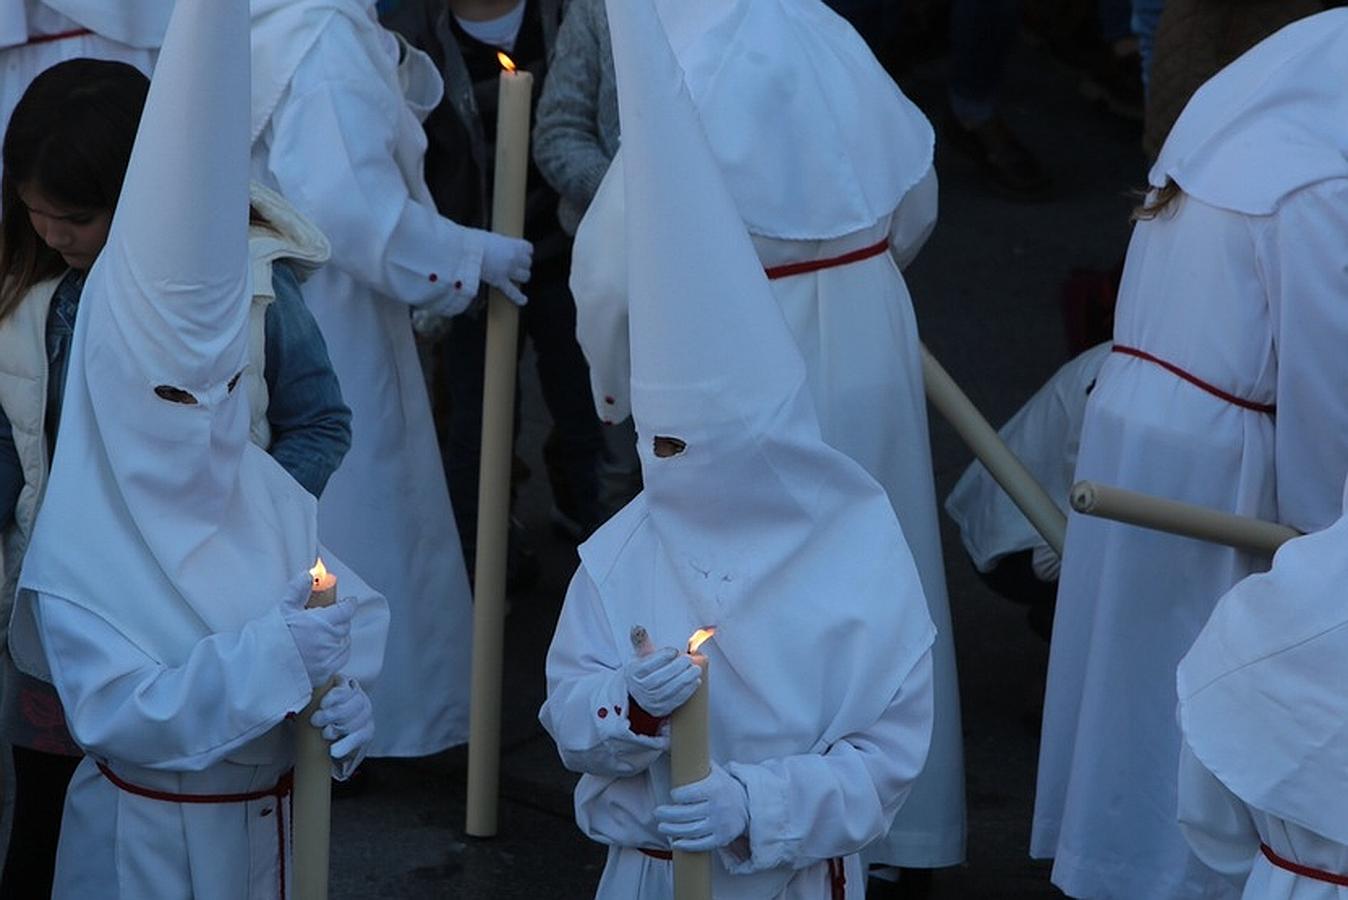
11, 0, 389, 895
568, 0, 966, 874
539, 0, 936, 894
1034, 11, 1348, 899
1177, 476, 1348, 898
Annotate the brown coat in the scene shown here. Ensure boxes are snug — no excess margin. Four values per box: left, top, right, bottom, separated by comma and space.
1145, 0, 1325, 158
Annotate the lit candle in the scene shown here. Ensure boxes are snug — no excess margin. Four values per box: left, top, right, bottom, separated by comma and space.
670, 627, 715, 900
309, 557, 337, 608
294, 558, 338, 900
466, 51, 535, 840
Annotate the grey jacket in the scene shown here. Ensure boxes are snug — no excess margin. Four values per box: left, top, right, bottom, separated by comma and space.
532, 0, 619, 235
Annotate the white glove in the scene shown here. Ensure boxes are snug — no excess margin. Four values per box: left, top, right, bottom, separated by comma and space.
1031, 542, 1061, 582
624, 647, 701, 718
654, 762, 750, 852
480, 232, 533, 306
280, 572, 355, 688
311, 677, 375, 763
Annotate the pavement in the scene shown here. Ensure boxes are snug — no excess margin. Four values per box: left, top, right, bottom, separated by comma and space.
330, 26, 1149, 900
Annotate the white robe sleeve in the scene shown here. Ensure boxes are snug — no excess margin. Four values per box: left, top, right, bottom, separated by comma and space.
1177, 741, 1259, 887
261, 15, 484, 313
888, 165, 938, 272
36, 593, 312, 772
721, 648, 935, 874
1262, 178, 1348, 533
539, 568, 668, 777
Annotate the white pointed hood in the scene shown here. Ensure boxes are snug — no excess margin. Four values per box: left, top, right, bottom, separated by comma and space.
578, 0, 935, 887
14, 0, 386, 679
1150, 9, 1348, 215
1179, 476, 1348, 845
651, 0, 932, 239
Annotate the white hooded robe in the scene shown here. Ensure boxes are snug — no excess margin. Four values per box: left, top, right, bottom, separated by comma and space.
568, 0, 964, 866
1177, 477, 1348, 899
12, 0, 387, 894
1033, 12, 1348, 899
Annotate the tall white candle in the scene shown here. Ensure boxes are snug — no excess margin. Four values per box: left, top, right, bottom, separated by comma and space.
670, 628, 715, 900
294, 558, 338, 900
466, 51, 534, 840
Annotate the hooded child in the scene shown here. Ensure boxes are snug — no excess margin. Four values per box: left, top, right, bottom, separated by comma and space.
0, 1, 172, 146
1176, 475, 1348, 897
10, 0, 389, 895
567, 0, 964, 872
248, 0, 533, 757
0, 57, 350, 893
537, 0, 936, 893
1033, 11, 1348, 899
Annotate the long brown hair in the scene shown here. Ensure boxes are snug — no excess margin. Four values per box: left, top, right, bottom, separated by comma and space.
1132, 179, 1184, 221
0, 59, 149, 322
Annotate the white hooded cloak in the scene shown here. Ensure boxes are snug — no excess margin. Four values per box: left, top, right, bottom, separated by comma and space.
1177, 477, 1348, 899
13, 0, 387, 893
1033, 11, 1348, 899
568, 0, 963, 867
539, 0, 936, 893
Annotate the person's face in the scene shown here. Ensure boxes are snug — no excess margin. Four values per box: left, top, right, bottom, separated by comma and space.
17, 183, 111, 271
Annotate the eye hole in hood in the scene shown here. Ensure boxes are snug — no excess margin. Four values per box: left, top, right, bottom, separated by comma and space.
653, 435, 687, 458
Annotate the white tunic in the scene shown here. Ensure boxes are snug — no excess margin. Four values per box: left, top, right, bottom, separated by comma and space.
39, 596, 314, 900
573, 162, 966, 868
250, 1, 485, 756
1032, 179, 1348, 899
0, 1, 160, 142
540, 559, 935, 899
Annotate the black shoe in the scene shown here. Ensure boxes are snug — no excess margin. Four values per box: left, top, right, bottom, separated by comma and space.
945, 112, 1053, 200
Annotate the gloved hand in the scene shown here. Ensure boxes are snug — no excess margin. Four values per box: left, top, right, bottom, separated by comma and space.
624, 647, 700, 718
654, 762, 750, 852
480, 232, 533, 306
1031, 542, 1061, 582
311, 677, 375, 763
280, 572, 355, 688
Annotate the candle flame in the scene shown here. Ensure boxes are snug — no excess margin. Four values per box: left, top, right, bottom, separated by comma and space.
688, 627, 716, 654
310, 557, 329, 583
497, 52, 517, 73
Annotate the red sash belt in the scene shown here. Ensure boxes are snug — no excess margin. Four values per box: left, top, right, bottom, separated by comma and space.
637, 848, 846, 897
98, 762, 294, 899
764, 238, 889, 280
1111, 344, 1276, 415
1260, 842, 1348, 887
24, 28, 94, 46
